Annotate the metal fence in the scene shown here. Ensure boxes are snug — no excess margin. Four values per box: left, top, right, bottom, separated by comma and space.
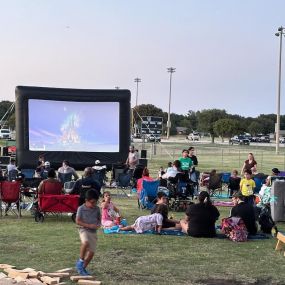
134, 141, 285, 176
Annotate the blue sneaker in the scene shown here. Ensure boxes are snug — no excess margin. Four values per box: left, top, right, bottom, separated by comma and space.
76, 259, 84, 274
82, 268, 91, 276
78, 268, 90, 276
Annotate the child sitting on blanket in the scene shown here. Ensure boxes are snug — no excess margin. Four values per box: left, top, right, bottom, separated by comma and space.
120, 204, 166, 234
101, 191, 121, 228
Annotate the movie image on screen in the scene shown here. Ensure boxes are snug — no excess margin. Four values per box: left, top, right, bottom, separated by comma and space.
29, 100, 119, 152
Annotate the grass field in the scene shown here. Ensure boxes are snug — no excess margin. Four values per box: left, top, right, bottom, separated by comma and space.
1, 142, 285, 285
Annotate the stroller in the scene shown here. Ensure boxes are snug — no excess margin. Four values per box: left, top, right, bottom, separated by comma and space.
168, 173, 194, 212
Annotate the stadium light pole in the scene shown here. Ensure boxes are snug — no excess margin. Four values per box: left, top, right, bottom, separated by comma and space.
134, 78, 141, 107
275, 26, 285, 154
166, 67, 176, 139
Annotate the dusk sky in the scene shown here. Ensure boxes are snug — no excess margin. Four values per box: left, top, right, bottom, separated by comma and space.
1, 0, 285, 117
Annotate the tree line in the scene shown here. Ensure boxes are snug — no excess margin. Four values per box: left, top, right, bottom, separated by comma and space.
133, 104, 284, 143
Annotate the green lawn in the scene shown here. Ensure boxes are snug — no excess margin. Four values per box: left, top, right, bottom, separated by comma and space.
1, 142, 285, 284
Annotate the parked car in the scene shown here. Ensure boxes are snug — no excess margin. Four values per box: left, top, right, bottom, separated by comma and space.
0, 129, 11, 139
259, 135, 270, 143
187, 132, 200, 141
230, 135, 250, 145
279, 137, 285, 144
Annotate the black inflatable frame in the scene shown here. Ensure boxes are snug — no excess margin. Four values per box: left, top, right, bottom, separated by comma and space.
15, 86, 131, 170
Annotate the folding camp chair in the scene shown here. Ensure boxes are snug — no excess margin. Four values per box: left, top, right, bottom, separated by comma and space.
92, 169, 106, 188
207, 173, 223, 197
139, 180, 160, 209
7, 169, 18, 181
21, 169, 35, 179
0, 181, 21, 217
254, 175, 266, 194
221, 172, 231, 195
116, 173, 132, 197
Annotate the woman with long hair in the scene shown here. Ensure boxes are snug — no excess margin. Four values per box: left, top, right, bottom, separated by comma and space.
180, 191, 220, 237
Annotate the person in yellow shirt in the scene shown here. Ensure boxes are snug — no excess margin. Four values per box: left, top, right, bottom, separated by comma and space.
240, 169, 256, 205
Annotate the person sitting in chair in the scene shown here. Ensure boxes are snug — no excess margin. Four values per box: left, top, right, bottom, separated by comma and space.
71, 167, 101, 206
58, 160, 79, 183
37, 168, 62, 195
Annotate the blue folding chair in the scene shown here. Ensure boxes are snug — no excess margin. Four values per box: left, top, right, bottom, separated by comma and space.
116, 173, 131, 198
221, 172, 231, 196
253, 176, 266, 194
139, 180, 160, 209
20, 169, 35, 179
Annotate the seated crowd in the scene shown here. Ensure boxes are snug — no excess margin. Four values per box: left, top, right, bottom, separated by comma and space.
3, 149, 281, 240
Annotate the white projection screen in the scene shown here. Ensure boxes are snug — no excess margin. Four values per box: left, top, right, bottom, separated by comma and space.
28, 100, 120, 152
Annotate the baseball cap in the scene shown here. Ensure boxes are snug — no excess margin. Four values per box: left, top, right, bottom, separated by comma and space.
95, 160, 100, 165
44, 161, 50, 166
232, 191, 244, 200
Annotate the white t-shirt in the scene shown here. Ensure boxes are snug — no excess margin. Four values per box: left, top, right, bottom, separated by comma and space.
128, 151, 139, 169
133, 213, 163, 233
162, 167, 179, 179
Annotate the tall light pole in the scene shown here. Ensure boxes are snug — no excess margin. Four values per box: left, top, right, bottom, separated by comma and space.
275, 26, 285, 154
134, 78, 141, 107
167, 67, 176, 139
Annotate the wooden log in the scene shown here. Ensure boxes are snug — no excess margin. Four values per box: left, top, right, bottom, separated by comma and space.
3, 268, 15, 274
41, 273, 69, 278
0, 273, 8, 279
27, 272, 40, 279
25, 278, 44, 285
277, 232, 285, 243
0, 277, 17, 284
40, 276, 60, 285
55, 269, 73, 273
0, 265, 15, 269
70, 276, 95, 282
18, 269, 36, 273
7, 271, 29, 280
14, 276, 25, 283
78, 280, 102, 285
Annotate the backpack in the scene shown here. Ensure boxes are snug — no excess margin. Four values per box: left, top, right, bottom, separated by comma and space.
221, 217, 248, 242
258, 208, 277, 234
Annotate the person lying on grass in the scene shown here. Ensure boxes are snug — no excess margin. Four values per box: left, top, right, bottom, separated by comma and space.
120, 205, 166, 234
101, 191, 121, 228
151, 192, 181, 230
180, 191, 220, 237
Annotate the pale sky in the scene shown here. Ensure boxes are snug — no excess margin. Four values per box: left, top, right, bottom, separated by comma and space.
0, 0, 285, 117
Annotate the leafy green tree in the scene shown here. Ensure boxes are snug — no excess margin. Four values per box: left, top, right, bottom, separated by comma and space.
186, 110, 198, 131
248, 121, 263, 136
197, 109, 227, 143
213, 118, 242, 142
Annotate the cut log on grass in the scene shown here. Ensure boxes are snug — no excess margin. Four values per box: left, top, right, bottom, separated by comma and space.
25, 278, 44, 285
0, 277, 17, 285
7, 271, 29, 280
55, 269, 73, 273
0, 273, 7, 279
41, 273, 69, 278
78, 280, 102, 285
18, 269, 36, 273
0, 265, 15, 269
27, 272, 40, 279
70, 276, 95, 282
40, 276, 60, 285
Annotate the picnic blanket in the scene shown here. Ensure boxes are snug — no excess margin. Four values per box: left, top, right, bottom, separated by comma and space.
103, 226, 186, 236
213, 201, 234, 207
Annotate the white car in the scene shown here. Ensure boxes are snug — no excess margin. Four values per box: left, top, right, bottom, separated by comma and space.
187, 132, 200, 141
0, 129, 11, 139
